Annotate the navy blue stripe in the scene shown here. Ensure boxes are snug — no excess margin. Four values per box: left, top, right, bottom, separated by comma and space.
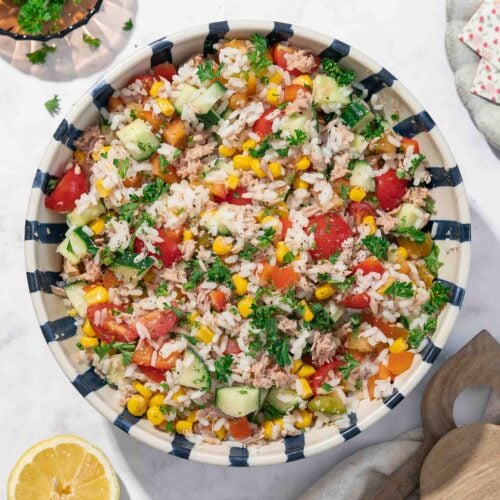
150, 37, 173, 66
424, 220, 471, 243
229, 446, 249, 466
170, 433, 194, 460
383, 389, 404, 409
40, 316, 76, 342
421, 339, 442, 363
90, 80, 114, 110
25, 220, 67, 244
266, 22, 294, 46
203, 21, 230, 55
27, 270, 61, 293
358, 68, 396, 100
114, 409, 141, 433
393, 111, 435, 138
284, 434, 305, 462
320, 39, 350, 62
32, 169, 58, 195
436, 278, 465, 308
73, 367, 107, 397
426, 166, 463, 188
340, 413, 361, 441
53, 119, 82, 150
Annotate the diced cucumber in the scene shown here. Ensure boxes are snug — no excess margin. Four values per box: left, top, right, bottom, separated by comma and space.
66, 201, 105, 228
341, 102, 375, 133
197, 109, 222, 129
266, 387, 301, 414
307, 394, 346, 415
215, 386, 260, 418
191, 82, 226, 115
64, 281, 88, 318
313, 74, 351, 107
330, 303, 345, 323
116, 119, 160, 161
350, 134, 368, 154
201, 207, 232, 236
172, 83, 198, 114
350, 161, 375, 192
110, 251, 155, 281
178, 348, 211, 391
57, 227, 96, 265
279, 113, 310, 137
395, 203, 427, 230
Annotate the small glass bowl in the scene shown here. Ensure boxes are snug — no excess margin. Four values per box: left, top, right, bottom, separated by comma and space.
0, 0, 103, 41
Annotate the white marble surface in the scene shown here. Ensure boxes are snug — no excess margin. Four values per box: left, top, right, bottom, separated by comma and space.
0, 1, 499, 498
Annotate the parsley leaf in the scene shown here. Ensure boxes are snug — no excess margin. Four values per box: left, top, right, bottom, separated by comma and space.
27, 42, 56, 64
44, 94, 60, 116
410, 154, 426, 175
183, 258, 205, 291
407, 316, 437, 349
257, 227, 276, 248
214, 354, 233, 383
286, 129, 308, 146
114, 342, 136, 366
248, 33, 271, 74
329, 250, 340, 264
385, 280, 414, 298
322, 383, 333, 392
142, 178, 168, 203
423, 281, 450, 314
17, 0, 63, 35
335, 275, 355, 293
249, 136, 271, 158
395, 226, 426, 244
282, 251, 295, 265
321, 58, 356, 86
363, 115, 385, 140
423, 243, 443, 278
350, 313, 361, 337
206, 257, 232, 287
239, 243, 258, 261
275, 147, 289, 157
155, 281, 169, 297
339, 353, 360, 380
362, 235, 389, 261
196, 60, 224, 82
83, 33, 101, 48
118, 202, 139, 223
249, 33, 267, 52
307, 303, 334, 332
122, 18, 134, 31
114, 158, 131, 179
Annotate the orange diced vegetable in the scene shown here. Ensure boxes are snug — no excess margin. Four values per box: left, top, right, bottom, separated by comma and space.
151, 153, 181, 184
387, 351, 414, 376
397, 233, 433, 259
229, 417, 251, 440
162, 118, 188, 149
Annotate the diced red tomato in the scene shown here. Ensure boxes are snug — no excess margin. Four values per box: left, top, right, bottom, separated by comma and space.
283, 84, 311, 102
161, 228, 183, 244
224, 339, 242, 355
280, 216, 293, 240
308, 213, 353, 261
310, 360, 342, 395
253, 108, 278, 139
260, 261, 278, 285
128, 73, 159, 91
342, 293, 371, 310
271, 266, 299, 289
229, 417, 251, 440
400, 137, 420, 155
209, 290, 227, 312
44, 166, 89, 213
138, 365, 168, 383
353, 256, 385, 276
157, 228, 182, 268
375, 170, 407, 212
136, 310, 178, 340
347, 201, 376, 225
87, 303, 138, 343
210, 183, 228, 200
152, 62, 177, 81
271, 44, 320, 76
132, 341, 180, 370
223, 187, 252, 206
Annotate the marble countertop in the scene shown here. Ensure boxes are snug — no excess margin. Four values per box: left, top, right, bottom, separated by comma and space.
1, 1, 499, 498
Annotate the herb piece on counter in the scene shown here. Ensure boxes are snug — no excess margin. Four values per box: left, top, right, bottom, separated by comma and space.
27, 42, 56, 65
44, 95, 60, 115
122, 18, 133, 31
83, 33, 101, 48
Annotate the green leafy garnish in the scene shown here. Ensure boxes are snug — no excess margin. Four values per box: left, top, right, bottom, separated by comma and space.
395, 226, 426, 244
321, 58, 356, 86
362, 235, 389, 261
155, 281, 169, 297
206, 257, 232, 287
410, 154, 426, 175
17, 0, 64, 35
363, 116, 385, 140
75, 342, 84, 351
142, 178, 168, 203
339, 353, 360, 380
307, 303, 334, 332
214, 354, 233, 383
286, 129, 308, 146
184, 258, 205, 291
423, 281, 451, 314
282, 251, 295, 265
257, 227, 276, 249
239, 243, 258, 261
407, 316, 437, 349
93, 341, 136, 366
339, 184, 350, 201
82, 33, 101, 48
384, 281, 414, 298
350, 313, 361, 337
329, 250, 340, 264
196, 60, 224, 82
322, 383, 333, 392
262, 402, 284, 421
275, 147, 289, 157
423, 244, 443, 278
122, 18, 133, 31
248, 33, 271, 74
27, 42, 56, 64
114, 158, 131, 179
335, 275, 355, 293
44, 94, 60, 115
249, 136, 271, 158
118, 202, 139, 223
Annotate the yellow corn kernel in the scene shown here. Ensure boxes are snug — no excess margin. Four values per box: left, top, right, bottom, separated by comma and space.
149, 81, 164, 97
74, 150, 86, 165
262, 421, 274, 439
196, 325, 215, 344
377, 277, 395, 295
255, 210, 266, 222
233, 154, 252, 170
149, 393, 165, 407
212, 235, 233, 256
156, 97, 175, 117
268, 162, 282, 179
227, 175, 240, 190
215, 427, 226, 440
362, 215, 377, 235
82, 318, 96, 337
293, 74, 313, 88
88, 217, 105, 235
297, 364, 316, 378
147, 405, 165, 426
95, 179, 111, 198
250, 158, 266, 178
80, 335, 99, 348
295, 156, 311, 171
172, 389, 185, 401
238, 296, 254, 318
175, 420, 193, 435
232, 274, 248, 296
186, 410, 198, 423
188, 311, 200, 325
298, 300, 314, 322
266, 86, 281, 106
276, 241, 291, 263
293, 178, 309, 190
397, 246, 409, 259
276, 201, 289, 217
261, 215, 278, 226
242, 139, 257, 151
84, 286, 108, 306
68, 308, 77, 317
274, 418, 284, 429
133, 381, 153, 399
183, 229, 193, 241
294, 409, 313, 429
127, 394, 148, 417
315, 284, 335, 301
219, 144, 236, 157
91, 146, 110, 161
292, 360, 303, 374
299, 378, 313, 399
349, 186, 367, 202
390, 338, 409, 354
269, 71, 283, 84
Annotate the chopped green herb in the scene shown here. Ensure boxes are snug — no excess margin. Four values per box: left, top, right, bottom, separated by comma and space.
354, 378, 363, 390
385, 281, 414, 298
76, 342, 84, 351
362, 235, 389, 261
275, 147, 289, 157
113, 342, 136, 366
82, 33, 101, 48
182, 334, 199, 346
44, 94, 60, 116
322, 383, 333, 392
335, 275, 355, 293
282, 251, 295, 265
307, 303, 334, 332
17, 0, 63, 35
407, 316, 437, 349
339, 353, 360, 380
214, 354, 233, 383
350, 313, 361, 337
329, 250, 341, 264
395, 226, 426, 244
196, 60, 224, 82
114, 157, 131, 179
155, 281, 169, 297
27, 42, 56, 64
206, 257, 232, 287
184, 258, 205, 291
118, 202, 139, 223
423, 244, 443, 278
249, 136, 271, 158
340, 184, 350, 201
122, 18, 134, 31
248, 33, 271, 74
262, 402, 284, 421
286, 129, 308, 147
321, 58, 356, 86
257, 227, 276, 249
423, 281, 451, 314
363, 116, 385, 140
423, 196, 435, 214
239, 243, 258, 261
142, 178, 168, 203
390, 113, 399, 121
165, 421, 175, 432
410, 154, 426, 175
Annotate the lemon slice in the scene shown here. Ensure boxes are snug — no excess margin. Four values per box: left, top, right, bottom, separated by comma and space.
7, 435, 119, 500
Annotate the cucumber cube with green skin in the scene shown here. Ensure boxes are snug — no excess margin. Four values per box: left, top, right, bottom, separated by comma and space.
64, 281, 88, 318
57, 227, 97, 264
110, 251, 155, 281
266, 387, 301, 413
215, 386, 261, 417
178, 348, 211, 391
350, 161, 375, 192
172, 83, 198, 114
396, 203, 427, 230
313, 74, 352, 107
116, 119, 160, 161
307, 394, 346, 414
341, 101, 375, 133
66, 200, 105, 228
191, 82, 226, 115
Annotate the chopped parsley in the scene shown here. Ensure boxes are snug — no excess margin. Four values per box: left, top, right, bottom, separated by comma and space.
122, 18, 134, 31
248, 33, 271, 74
423, 281, 451, 314
390, 113, 399, 121
410, 154, 426, 175
239, 243, 258, 261
249, 136, 271, 158
350, 313, 361, 337
75, 342, 84, 351
27, 42, 56, 64
196, 60, 224, 82
321, 58, 356, 86
17, 0, 63, 35
93, 341, 136, 366
395, 226, 426, 244
262, 402, 284, 421
423, 243, 443, 278
206, 257, 232, 287
282, 251, 295, 265
183, 334, 199, 346
155, 282, 169, 297
385, 280, 414, 298
322, 383, 333, 392
165, 421, 175, 432
142, 178, 168, 203
214, 354, 233, 383
286, 129, 308, 146
257, 227, 276, 248
329, 250, 341, 264
335, 275, 355, 293
114, 158, 131, 179
423, 196, 435, 214
82, 33, 101, 48
183, 258, 205, 291
408, 316, 437, 349
44, 95, 60, 116
362, 115, 385, 140
275, 147, 290, 157
338, 353, 360, 380
362, 235, 389, 261
307, 303, 335, 332
339, 184, 350, 201
118, 202, 139, 223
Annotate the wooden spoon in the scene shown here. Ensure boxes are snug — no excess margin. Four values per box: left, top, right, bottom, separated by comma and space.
369, 330, 500, 499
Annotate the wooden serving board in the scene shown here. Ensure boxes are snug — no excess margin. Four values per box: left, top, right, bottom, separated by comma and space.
369, 330, 500, 499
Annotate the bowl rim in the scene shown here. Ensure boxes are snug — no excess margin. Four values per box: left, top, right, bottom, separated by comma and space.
0, 0, 103, 41
25, 20, 471, 466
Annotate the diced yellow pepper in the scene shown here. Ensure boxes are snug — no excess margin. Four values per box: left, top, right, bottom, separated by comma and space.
293, 178, 309, 190
362, 215, 376, 235
156, 98, 175, 117
292, 360, 303, 374
95, 179, 111, 198
219, 144, 236, 157
349, 186, 367, 202
297, 364, 316, 378
269, 71, 283, 84
232, 274, 248, 296
266, 86, 281, 106
213, 235, 233, 256
268, 162, 282, 179
233, 154, 252, 170
89, 218, 105, 235
133, 381, 153, 399
294, 409, 313, 429
295, 156, 311, 171
84, 286, 108, 306
263, 421, 274, 439
315, 284, 335, 301
146, 405, 165, 426
82, 318, 96, 337
299, 378, 313, 399
237, 296, 254, 318
186, 410, 198, 423
183, 229, 193, 241
250, 158, 266, 178
242, 139, 257, 151
215, 427, 226, 440
293, 74, 313, 87
127, 394, 148, 417
188, 311, 200, 325
80, 335, 99, 348
175, 420, 193, 434
227, 175, 240, 190
196, 325, 215, 344
276, 241, 291, 263
390, 338, 409, 354
298, 300, 314, 322
149, 81, 164, 97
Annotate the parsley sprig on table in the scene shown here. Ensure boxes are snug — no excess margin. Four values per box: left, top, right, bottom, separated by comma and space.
44, 95, 60, 115
83, 33, 101, 48
27, 42, 56, 64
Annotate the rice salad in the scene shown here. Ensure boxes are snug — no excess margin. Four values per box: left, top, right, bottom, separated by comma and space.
44, 34, 450, 444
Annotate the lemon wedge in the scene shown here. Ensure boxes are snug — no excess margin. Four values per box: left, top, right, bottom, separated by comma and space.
7, 434, 119, 500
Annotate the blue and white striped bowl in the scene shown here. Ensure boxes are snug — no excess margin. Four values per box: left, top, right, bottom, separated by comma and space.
25, 21, 470, 466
